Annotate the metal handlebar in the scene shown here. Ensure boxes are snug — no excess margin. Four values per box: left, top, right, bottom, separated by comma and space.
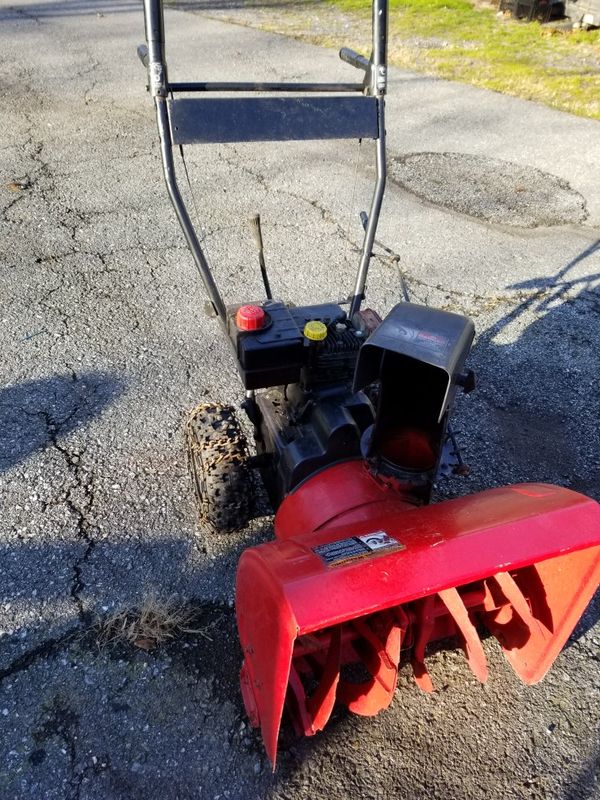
140, 0, 389, 322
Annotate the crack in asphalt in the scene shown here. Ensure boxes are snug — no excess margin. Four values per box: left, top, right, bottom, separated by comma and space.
1, 191, 27, 221
37, 269, 72, 342
217, 145, 361, 255
83, 60, 100, 107
29, 242, 189, 268
2, 111, 56, 229
37, 399, 97, 625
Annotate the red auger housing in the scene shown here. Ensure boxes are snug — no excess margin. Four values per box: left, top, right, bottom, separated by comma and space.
238, 462, 600, 765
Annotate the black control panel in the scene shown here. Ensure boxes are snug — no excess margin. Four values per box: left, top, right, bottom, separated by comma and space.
228, 301, 347, 390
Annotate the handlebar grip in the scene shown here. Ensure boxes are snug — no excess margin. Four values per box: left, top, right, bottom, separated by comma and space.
339, 47, 370, 72
137, 44, 149, 69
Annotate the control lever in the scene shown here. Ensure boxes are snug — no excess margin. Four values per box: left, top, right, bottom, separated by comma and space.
249, 214, 273, 300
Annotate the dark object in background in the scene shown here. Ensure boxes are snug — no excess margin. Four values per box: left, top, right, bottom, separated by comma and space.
499, 0, 564, 22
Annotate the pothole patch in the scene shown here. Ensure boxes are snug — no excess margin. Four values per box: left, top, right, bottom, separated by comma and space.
389, 152, 588, 227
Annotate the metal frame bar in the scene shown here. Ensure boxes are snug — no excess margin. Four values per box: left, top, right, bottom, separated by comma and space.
169, 82, 364, 93
141, 0, 388, 325
349, 0, 388, 318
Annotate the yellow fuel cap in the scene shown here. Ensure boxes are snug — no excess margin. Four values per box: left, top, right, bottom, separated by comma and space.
303, 320, 327, 341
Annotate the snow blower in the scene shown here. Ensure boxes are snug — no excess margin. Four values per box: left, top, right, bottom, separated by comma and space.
139, 0, 600, 766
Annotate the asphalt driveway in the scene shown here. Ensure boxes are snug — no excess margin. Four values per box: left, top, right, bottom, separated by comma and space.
0, 1, 598, 798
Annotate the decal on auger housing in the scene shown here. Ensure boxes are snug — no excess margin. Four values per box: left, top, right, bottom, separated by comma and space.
138, 0, 600, 767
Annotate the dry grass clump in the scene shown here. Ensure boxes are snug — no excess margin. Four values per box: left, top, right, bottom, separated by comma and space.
95, 593, 211, 651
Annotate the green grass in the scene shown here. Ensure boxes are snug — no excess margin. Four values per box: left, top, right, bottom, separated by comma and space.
182, 0, 600, 117
329, 0, 600, 118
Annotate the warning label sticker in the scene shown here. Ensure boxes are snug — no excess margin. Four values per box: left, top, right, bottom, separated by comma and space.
312, 530, 405, 567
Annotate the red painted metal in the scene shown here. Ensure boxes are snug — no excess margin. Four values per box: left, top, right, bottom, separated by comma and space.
236, 460, 600, 766
438, 587, 488, 683
273, 460, 414, 539
337, 611, 403, 715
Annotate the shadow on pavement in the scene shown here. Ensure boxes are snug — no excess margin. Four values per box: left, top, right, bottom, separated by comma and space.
0, 0, 317, 21
481, 238, 600, 347
471, 238, 600, 493
562, 744, 600, 800
467, 239, 600, 640
0, 371, 124, 473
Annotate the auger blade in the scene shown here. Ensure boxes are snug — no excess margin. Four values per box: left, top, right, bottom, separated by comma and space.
438, 586, 488, 684
287, 626, 342, 736
337, 611, 403, 715
236, 476, 600, 766
410, 595, 436, 693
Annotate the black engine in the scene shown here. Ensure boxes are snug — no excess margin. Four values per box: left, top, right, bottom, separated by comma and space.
230, 300, 474, 509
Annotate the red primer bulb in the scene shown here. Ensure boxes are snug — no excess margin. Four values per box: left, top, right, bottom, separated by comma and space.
236, 304, 265, 331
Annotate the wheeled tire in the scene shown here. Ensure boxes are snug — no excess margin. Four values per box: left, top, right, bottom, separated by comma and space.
186, 402, 253, 533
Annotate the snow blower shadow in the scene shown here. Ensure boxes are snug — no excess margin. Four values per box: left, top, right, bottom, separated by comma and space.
470, 240, 600, 492
0, 370, 124, 473
562, 743, 600, 800
467, 238, 600, 642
